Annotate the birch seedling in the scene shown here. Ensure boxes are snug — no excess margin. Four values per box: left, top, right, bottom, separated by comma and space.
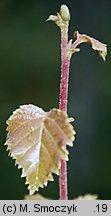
4, 4, 107, 200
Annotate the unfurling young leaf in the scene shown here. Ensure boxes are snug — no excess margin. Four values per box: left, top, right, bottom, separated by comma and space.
72, 31, 107, 61
5, 104, 75, 195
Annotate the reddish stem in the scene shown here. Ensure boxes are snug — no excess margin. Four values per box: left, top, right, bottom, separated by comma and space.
59, 26, 71, 200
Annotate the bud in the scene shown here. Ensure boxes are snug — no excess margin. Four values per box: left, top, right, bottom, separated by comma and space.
60, 5, 70, 22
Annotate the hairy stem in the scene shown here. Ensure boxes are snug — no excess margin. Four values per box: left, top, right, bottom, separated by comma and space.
48, 3, 107, 201
59, 25, 71, 200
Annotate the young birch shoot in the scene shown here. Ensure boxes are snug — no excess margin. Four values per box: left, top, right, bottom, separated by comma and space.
4, 4, 107, 200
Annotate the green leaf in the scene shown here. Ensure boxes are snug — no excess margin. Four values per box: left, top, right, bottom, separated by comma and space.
5, 104, 75, 195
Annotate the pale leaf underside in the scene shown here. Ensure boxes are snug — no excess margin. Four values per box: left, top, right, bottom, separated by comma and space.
25, 194, 48, 200
5, 104, 75, 195
75, 194, 98, 200
24, 193, 98, 200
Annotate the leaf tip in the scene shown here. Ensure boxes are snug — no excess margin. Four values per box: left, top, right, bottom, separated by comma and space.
99, 46, 107, 61
46, 15, 58, 22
